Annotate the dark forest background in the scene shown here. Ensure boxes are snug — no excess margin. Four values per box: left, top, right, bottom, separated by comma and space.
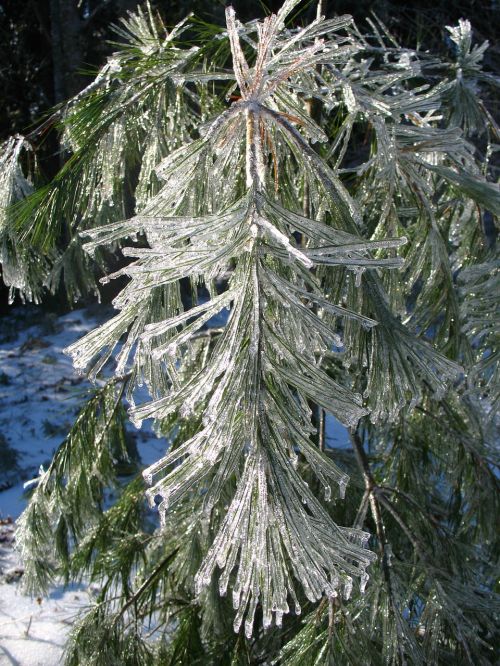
0, 0, 498, 311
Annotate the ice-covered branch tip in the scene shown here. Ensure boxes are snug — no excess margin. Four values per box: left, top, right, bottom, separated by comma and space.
137, 4, 378, 636
63, 0, 419, 638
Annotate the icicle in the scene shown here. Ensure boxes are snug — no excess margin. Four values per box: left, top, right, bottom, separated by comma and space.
343, 576, 353, 600
338, 475, 348, 499
354, 267, 365, 287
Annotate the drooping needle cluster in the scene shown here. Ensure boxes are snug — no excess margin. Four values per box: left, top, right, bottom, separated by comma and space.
63, 1, 467, 637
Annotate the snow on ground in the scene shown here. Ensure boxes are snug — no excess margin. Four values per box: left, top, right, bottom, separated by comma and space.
1, 519, 87, 666
0, 305, 167, 666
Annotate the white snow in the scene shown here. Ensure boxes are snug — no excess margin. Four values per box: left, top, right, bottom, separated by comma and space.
1, 540, 88, 666
0, 307, 106, 519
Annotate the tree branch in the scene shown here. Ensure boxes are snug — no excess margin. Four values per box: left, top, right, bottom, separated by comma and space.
113, 548, 179, 626
348, 430, 398, 608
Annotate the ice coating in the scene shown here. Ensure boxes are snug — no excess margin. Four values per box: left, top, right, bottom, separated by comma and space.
60, 0, 419, 638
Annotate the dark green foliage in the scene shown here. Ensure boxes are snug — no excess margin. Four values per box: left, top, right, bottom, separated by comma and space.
16, 378, 135, 591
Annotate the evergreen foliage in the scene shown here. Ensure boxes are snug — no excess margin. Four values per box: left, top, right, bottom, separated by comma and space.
1, 1, 498, 663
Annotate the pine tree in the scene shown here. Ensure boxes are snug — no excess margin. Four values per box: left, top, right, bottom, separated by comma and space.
1, 2, 499, 663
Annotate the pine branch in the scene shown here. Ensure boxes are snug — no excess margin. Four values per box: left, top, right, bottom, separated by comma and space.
16, 376, 133, 593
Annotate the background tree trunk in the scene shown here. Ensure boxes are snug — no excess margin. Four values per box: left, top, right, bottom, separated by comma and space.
50, 0, 84, 102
